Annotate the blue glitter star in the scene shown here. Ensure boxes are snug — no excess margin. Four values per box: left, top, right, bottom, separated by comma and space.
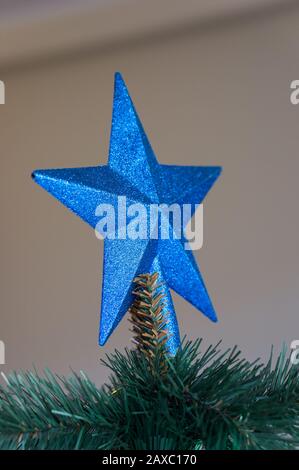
32, 73, 221, 354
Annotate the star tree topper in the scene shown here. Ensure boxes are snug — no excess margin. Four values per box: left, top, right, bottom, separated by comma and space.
32, 73, 221, 354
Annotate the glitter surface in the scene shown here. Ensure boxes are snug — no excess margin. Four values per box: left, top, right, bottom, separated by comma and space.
32, 72, 221, 354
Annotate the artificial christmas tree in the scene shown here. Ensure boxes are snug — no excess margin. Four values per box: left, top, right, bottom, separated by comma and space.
0, 274, 298, 450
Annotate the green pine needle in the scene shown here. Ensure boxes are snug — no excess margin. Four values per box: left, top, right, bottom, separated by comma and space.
0, 339, 298, 450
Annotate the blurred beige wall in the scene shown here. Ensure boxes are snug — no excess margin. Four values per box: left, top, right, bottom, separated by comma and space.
0, 5, 299, 385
